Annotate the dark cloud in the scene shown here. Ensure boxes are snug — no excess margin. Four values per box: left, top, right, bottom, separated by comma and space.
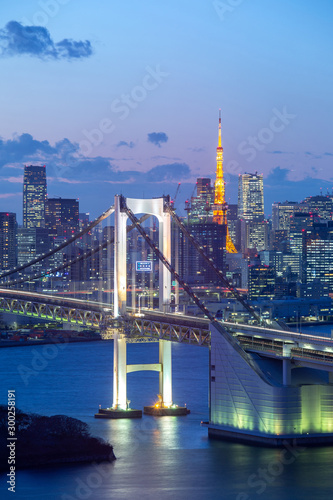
0, 133, 56, 167
116, 141, 135, 149
0, 21, 92, 60
147, 132, 168, 148
0, 134, 191, 186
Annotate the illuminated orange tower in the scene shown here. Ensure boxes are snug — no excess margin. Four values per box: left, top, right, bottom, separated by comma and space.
213, 110, 237, 253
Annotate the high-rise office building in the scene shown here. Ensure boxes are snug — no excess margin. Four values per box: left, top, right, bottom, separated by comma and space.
186, 222, 226, 284
305, 240, 333, 296
241, 220, 268, 252
301, 195, 333, 220
23, 165, 47, 228
46, 198, 79, 238
238, 172, 264, 222
0, 212, 17, 270
187, 178, 214, 223
248, 264, 275, 300
272, 201, 301, 232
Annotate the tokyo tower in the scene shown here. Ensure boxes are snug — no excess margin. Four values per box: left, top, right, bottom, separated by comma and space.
212, 110, 237, 253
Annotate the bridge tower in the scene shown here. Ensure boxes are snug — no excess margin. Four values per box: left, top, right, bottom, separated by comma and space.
112, 195, 172, 410
212, 110, 237, 253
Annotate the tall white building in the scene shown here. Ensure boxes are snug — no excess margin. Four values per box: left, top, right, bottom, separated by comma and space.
238, 172, 264, 222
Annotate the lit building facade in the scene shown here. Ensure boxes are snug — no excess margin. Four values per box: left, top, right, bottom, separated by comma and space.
187, 178, 214, 223
238, 172, 264, 222
271, 201, 305, 232
23, 165, 47, 228
206, 323, 333, 445
241, 220, 268, 252
46, 198, 79, 238
301, 195, 333, 220
186, 223, 226, 284
248, 264, 275, 300
305, 239, 333, 296
0, 212, 17, 270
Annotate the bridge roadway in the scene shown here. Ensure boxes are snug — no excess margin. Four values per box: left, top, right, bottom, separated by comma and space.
128, 309, 333, 369
0, 288, 110, 328
1, 288, 333, 369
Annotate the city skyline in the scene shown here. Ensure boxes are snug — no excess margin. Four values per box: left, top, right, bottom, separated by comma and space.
0, 1, 332, 221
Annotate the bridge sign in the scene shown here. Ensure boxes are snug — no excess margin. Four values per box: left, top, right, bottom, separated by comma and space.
136, 261, 153, 272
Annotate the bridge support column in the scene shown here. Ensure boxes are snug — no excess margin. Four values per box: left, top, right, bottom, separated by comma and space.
159, 210, 171, 312
113, 334, 127, 410
114, 195, 128, 317
282, 344, 292, 386
159, 340, 172, 407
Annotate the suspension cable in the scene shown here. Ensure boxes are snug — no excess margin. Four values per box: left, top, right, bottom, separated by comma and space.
0, 205, 115, 281
3, 214, 151, 288
164, 202, 261, 323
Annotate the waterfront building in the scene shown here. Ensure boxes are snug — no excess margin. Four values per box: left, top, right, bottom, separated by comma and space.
23, 165, 47, 228
248, 264, 275, 300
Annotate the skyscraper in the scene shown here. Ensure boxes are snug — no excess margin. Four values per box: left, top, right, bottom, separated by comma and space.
0, 212, 17, 270
46, 198, 79, 238
23, 165, 47, 228
187, 178, 214, 223
238, 172, 264, 221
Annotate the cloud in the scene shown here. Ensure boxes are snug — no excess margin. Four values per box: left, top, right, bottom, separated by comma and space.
188, 147, 205, 153
0, 133, 56, 167
0, 192, 21, 199
116, 141, 135, 149
0, 21, 92, 60
146, 163, 190, 182
147, 132, 168, 148
0, 134, 192, 187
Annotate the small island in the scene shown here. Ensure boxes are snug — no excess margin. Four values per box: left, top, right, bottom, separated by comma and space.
0, 406, 115, 471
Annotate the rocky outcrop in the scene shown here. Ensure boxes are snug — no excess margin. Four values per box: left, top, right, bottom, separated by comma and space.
0, 407, 115, 470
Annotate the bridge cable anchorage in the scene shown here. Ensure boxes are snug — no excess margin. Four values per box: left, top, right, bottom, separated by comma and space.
123, 201, 217, 324
164, 202, 262, 325
2, 213, 152, 288
0, 205, 116, 281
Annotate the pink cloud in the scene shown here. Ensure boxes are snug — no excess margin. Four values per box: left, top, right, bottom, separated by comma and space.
0, 192, 21, 199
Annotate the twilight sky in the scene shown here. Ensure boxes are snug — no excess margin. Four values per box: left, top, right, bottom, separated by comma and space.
0, 0, 332, 223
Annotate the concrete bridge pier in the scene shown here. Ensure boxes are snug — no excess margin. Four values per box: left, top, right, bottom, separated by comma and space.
159, 340, 172, 407
113, 332, 127, 410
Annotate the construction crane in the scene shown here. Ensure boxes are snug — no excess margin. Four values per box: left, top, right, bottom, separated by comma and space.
184, 182, 197, 213
171, 183, 181, 208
